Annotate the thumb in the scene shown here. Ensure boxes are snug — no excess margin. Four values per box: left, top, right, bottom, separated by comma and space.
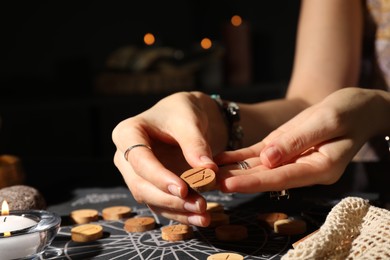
176, 127, 218, 171
260, 119, 335, 168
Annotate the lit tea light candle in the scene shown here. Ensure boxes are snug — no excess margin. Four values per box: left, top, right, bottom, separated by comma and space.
0, 200, 60, 260
0, 201, 38, 234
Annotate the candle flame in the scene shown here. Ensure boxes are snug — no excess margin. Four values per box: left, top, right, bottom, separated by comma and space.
1, 200, 9, 216
1, 201, 11, 237
231, 15, 242, 27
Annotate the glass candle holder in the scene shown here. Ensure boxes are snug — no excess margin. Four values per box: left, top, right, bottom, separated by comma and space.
0, 210, 61, 260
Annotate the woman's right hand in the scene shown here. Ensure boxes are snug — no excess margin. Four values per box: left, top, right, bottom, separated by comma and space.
112, 91, 227, 226
216, 88, 390, 194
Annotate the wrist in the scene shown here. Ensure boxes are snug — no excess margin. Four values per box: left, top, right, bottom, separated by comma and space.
211, 94, 243, 150
371, 89, 390, 134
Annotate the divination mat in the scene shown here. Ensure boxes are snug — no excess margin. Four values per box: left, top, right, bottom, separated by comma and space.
42, 187, 330, 260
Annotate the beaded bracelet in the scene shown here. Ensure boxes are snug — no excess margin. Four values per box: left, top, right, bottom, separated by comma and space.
211, 94, 243, 150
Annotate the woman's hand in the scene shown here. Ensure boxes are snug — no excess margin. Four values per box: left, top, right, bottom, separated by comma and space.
216, 88, 389, 193
112, 91, 228, 226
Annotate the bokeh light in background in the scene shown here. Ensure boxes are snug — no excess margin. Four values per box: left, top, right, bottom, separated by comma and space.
143, 33, 155, 46
231, 15, 242, 27
200, 37, 212, 50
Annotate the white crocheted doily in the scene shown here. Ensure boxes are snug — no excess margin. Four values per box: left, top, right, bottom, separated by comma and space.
282, 196, 390, 259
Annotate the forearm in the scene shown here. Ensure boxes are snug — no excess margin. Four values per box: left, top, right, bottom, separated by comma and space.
287, 0, 363, 104
214, 0, 364, 149
373, 89, 390, 135
384, 93, 390, 133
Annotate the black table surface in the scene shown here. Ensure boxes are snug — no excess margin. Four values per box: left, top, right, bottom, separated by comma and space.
21, 159, 390, 259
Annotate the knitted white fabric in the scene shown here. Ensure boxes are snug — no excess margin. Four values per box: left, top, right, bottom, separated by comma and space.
282, 197, 390, 259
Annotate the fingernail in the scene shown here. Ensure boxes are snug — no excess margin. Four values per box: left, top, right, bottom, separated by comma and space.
168, 184, 182, 198
200, 155, 215, 165
261, 146, 282, 167
184, 200, 201, 213
187, 215, 204, 226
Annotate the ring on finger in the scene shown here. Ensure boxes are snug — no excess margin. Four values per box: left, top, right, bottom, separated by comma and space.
124, 144, 152, 161
236, 161, 251, 170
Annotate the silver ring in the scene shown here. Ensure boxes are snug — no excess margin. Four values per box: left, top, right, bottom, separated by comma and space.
124, 144, 152, 161
236, 161, 251, 170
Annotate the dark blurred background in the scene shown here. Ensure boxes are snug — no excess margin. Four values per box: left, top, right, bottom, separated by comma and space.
0, 1, 300, 165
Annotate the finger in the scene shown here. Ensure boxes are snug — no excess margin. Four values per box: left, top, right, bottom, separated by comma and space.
151, 95, 219, 171
117, 158, 208, 214
220, 163, 322, 193
172, 120, 218, 171
148, 205, 211, 227
139, 186, 206, 215
114, 149, 188, 199
260, 109, 341, 168
214, 142, 265, 165
113, 119, 188, 197
218, 157, 264, 173
221, 143, 352, 194
215, 157, 266, 191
